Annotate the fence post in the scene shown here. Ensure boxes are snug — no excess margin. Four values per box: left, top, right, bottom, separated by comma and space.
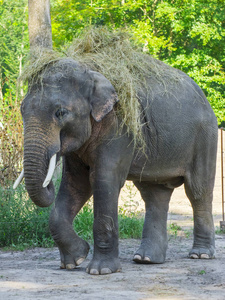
220, 128, 225, 231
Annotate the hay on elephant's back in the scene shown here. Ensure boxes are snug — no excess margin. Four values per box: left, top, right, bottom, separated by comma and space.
20, 27, 183, 150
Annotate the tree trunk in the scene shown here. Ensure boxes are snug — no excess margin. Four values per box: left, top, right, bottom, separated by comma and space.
28, 0, 52, 50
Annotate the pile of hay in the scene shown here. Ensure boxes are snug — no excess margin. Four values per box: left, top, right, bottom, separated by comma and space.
20, 27, 183, 150
19, 48, 64, 85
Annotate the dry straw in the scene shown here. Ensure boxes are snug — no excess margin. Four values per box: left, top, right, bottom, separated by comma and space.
19, 48, 64, 85
19, 27, 185, 150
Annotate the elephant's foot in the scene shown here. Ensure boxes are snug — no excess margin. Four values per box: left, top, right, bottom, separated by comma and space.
133, 239, 166, 264
189, 246, 215, 259
59, 238, 90, 270
86, 257, 121, 275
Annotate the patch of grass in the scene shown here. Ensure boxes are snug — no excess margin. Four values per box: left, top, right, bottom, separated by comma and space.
168, 222, 182, 238
0, 184, 54, 249
118, 183, 144, 239
215, 226, 225, 235
118, 212, 144, 239
184, 229, 192, 238
73, 203, 94, 242
198, 270, 206, 275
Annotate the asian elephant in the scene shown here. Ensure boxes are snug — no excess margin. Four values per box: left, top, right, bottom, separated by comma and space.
15, 54, 218, 275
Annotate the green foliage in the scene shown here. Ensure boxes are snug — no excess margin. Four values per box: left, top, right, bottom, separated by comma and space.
0, 0, 29, 98
165, 51, 225, 122
118, 182, 144, 238
0, 0, 29, 182
0, 184, 53, 248
168, 222, 182, 237
215, 226, 225, 234
74, 203, 94, 242
118, 212, 144, 239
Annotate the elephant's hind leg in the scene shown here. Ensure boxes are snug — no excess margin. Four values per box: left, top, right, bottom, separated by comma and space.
185, 173, 216, 259
185, 179, 215, 259
49, 155, 92, 270
184, 130, 217, 259
133, 182, 173, 264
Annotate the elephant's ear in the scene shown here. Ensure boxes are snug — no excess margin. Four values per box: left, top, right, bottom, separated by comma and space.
90, 71, 119, 122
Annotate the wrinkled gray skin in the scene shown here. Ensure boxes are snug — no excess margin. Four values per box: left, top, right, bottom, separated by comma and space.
21, 58, 218, 275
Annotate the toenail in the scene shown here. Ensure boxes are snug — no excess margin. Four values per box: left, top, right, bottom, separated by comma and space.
66, 264, 76, 270
144, 256, 151, 262
90, 269, 100, 275
133, 254, 142, 261
190, 254, 199, 259
76, 257, 85, 266
60, 263, 65, 269
100, 268, 112, 275
200, 254, 210, 259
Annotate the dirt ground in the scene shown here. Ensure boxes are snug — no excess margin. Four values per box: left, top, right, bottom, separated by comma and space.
0, 130, 224, 300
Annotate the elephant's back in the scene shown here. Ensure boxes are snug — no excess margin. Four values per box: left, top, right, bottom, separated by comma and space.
139, 58, 217, 132
136, 61, 218, 167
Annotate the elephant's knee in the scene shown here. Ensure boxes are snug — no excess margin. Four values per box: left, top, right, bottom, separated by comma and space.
93, 215, 118, 254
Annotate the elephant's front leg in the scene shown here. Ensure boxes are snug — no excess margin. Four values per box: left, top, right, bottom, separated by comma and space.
86, 172, 123, 275
49, 156, 92, 270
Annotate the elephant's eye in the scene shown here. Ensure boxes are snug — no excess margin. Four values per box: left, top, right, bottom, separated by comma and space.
55, 108, 68, 120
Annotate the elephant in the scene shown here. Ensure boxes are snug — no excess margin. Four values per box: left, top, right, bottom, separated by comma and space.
14, 55, 218, 275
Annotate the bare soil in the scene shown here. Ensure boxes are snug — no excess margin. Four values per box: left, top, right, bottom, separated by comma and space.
0, 130, 224, 300
0, 235, 225, 300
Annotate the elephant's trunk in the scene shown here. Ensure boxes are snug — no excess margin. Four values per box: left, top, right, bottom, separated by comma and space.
23, 126, 58, 207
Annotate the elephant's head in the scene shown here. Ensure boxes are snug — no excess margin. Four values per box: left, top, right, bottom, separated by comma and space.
16, 59, 118, 207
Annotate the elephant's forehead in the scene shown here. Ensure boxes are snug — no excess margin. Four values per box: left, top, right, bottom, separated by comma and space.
42, 72, 72, 86
42, 70, 91, 89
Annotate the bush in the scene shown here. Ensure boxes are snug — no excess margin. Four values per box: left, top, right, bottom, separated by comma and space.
0, 184, 53, 248
73, 202, 94, 242
118, 213, 144, 239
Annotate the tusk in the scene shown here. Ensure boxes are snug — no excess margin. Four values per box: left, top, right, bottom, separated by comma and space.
42, 154, 57, 188
13, 169, 24, 189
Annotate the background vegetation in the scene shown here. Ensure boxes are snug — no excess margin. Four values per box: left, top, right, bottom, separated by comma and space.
0, 0, 224, 247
